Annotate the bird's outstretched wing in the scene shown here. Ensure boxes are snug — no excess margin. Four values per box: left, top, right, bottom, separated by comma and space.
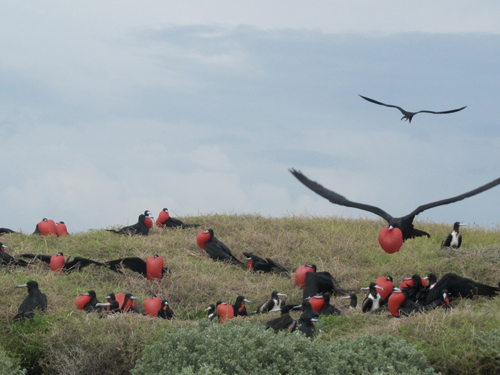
21, 253, 52, 264
290, 169, 393, 223
359, 95, 405, 112
105, 257, 148, 276
425, 273, 499, 304
408, 176, 500, 218
416, 106, 467, 115
64, 257, 105, 271
266, 258, 291, 278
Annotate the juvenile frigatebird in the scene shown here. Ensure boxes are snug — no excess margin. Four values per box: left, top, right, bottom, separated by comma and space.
243, 252, 290, 277
255, 291, 287, 314
0, 243, 28, 267
21, 252, 105, 272
156, 208, 200, 229
104, 255, 170, 279
13, 280, 47, 321
359, 95, 467, 123
197, 229, 242, 265
441, 222, 468, 249
106, 214, 149, 236
290, 169, 500, 253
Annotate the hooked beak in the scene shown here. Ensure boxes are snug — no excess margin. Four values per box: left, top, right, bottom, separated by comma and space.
129, 296, 137, 300
388, 225, 393, 231
95, 302, 112, 307
277, 293, 287, 297
15, 283, 28, 288
312, 295, 324, 299
310, 318, 319, 322
79, 292, 90, 296
243, 299, 252, 303
375, 286, 384, 291
204, 306, 212, 311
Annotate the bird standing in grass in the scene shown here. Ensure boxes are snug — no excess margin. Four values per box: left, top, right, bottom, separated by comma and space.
106, 214, 150, 235
256, 291, 287, 313
156, 208, 200, 229
13, 280, 47, 321
21, 252, 105, 273
196, 229, 242, 265
0, 243, 28, 267
441, 222, 467, 249
361, 283, 384, 313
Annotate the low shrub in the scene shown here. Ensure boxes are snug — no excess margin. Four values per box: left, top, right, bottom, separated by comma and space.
0, 347, 26, 375
132, 321, 437, 375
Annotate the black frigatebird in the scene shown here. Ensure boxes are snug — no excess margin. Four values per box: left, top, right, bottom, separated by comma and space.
264, 304, 301, 333
204, 303, 218, 320
197, 229, 242, 265
441, 222, 468, 249
13, 280, 47, 321
243, 252, 290, 277
21, 252, 105, 272
302, 265, 340, 299
106, 214, 149, 236
256, 291, 287, 314
0, 243, 28, 267
158, 300, 174, 319
297, 310, 319, 338
156, 208, 200, 229
96, 293, 138, 313
233, 295, 252, 317
104, 255, 170, 279
290, 169, 500, 253
77, 291, 102, 312
0, 228, 16, 235
359, 95, 467, 123
339, 293, 358, 309
312, 294, 341, 316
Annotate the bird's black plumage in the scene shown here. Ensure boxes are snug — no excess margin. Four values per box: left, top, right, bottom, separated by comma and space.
256, 291, 287, 314
79, 291, 102, 312
243, 252, 290, 277
106, 214, 149, 235
201, 229, 242, 265
290, 169, 500, 244
441, 222, 467, 249
233, 295, 252, 317
0, 228, 16, 235
204, 304, 218, 320
157, 300, 174, 319
314, 294, 341, 316
21, 252, 105, 272
424, 273, 499, 305
359, 95, 467, 123
0, 243, 28, 267
340, 293, 358, 309
361, 283, 384, 313
264, 304, 301, 333
13, 280, 47, 321
157, 208, 200, 229
104, 256, 170, 278
302, 269, 339, 300
297, 310, 319, 338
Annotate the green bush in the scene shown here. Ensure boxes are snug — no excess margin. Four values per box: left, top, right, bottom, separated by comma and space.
132, 322, 437, 375
0, 348, 26, 375
475, 329, 500, 374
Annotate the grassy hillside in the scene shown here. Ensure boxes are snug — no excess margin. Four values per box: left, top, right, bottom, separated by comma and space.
1, 214, 500, 374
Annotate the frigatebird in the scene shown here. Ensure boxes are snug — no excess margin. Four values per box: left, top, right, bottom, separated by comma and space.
157, 300, 174, 319
243, 252, 290, 277
441, 222, 467, 249
290, 169, 500, 253
156, 208, 200, 229
21, 252, 105, 272
302, 264, 341, 299
106, 214, 149, 236
313, 294, 341, 316
233, 295, 252, 317
204, 303, 218, 320
13, 280, 47, 321
0, 228, 16, 235
339, 293, 358, 309
0, 243, 28, 267
77, 291, 102, 312
297, 310, 320, 338
197, 229, 242, 265
264, 304, 301, 333
361, 282, 385, 313
256, 291, 287, 314
359, 95, 466, 123
104, 256, 170, 279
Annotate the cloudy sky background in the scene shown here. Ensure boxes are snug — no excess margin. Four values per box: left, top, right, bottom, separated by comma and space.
1, 1, 500, 233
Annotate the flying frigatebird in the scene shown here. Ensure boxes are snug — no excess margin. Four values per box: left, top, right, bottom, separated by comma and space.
290, 169, 500, 253
359, 95, 467, 123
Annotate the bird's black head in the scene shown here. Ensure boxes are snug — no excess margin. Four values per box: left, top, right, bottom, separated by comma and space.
426, 273, 438, 287
105, 293, 116, 301
16, 280, 39, 293
0, 243, 6, 252
56, 252, 64, 256
57, 221, 65, 224
206, 229, 214, 237
322, 294, 331, 304
42, 218, 48, 221
386, 276, 393, 282
162, 208, 169, 212
305, 264, 317, 272
144, 210, 151, 217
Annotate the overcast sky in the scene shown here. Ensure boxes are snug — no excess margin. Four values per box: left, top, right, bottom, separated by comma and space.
1, 1, 500, 233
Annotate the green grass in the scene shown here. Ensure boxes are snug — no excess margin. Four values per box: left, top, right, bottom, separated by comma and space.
1, 215, 500, 374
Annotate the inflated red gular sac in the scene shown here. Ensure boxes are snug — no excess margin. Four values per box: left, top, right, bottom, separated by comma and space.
375, 276, 395, 301
34, 218, 57, 236
217, 302, 234, 324
144, 296, 162, 317
146, 255, 164, 280
294, 264, 316, 289
55, 221, 69, 237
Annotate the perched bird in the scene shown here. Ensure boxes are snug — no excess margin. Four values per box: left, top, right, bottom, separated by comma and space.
13, 281, 47, 321
256, 291, 287, 313
297, 310, 320, 338
361, 282, 385, 313
233, 295, 252, 317
424, 273, 438, 290
33, 218, 57, 236
96, 293, 138, 313
106, 214, 149, 236
339, 293, 358, 309
0, 228, 16, 235
313, 294, 341, 316
75, 291, 102, 312
264, 304, 301, 333
204, 303, 218, 320
55, 221, 69, 237
423, 273, 499, 305
196, 229, 242, 265
359, 95, 467, 123
157, 300, 174, 320
441, 222, 468, 249
143, 210, 154, 229
243, 252, 290, 277
156, 208, 200, 229
0, 243, 28, 267
21, 252, 105, 273
290, 169, 500, 254
376, 276, 395, 303
302, 265, 339, 299
216, 302, 234, 323
105, 255, 170, 280
388, 289, 450, 317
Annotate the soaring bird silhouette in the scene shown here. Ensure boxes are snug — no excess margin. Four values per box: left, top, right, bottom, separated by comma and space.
243, 252, 290, 277
13, 280, 47, 321
441, 222, 467, 249
359, 95, 467, 123
290, 169, 500, 253
156, 208, 200, 229
104, 256, 170, 279
197, 229, 242, 265
0, 243, 28, 267
21, 252, 105, 272
106, 214, 150, 236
